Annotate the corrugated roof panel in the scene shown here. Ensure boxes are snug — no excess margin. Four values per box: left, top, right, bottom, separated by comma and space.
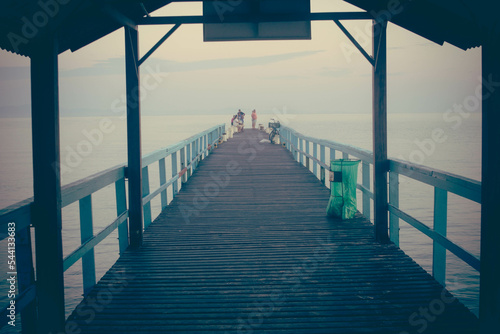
0, 0, 173, 57
344, 0, 487, 50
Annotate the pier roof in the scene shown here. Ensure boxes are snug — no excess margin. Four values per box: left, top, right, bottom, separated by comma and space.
1, 1, 498, 58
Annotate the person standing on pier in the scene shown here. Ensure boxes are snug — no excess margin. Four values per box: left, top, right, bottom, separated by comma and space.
251, 109, 257, 129
237, 110, 245, 132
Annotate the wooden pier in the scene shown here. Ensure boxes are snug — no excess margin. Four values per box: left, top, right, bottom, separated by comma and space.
67, 130, 478, 333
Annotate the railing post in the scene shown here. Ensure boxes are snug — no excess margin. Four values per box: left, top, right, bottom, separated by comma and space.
159, 158, 168, 210
313, 143, 318, 178
142, 166, 152, 229
342, 152, 349, 160
171, 151, 179, 198
299, 138, 304, 165
207, 133, 211, 155
330, 148, 336, 162
305, 140, 310, 170
191, 140, 196, 171
433, 187, 448, 286
195, 138, 200, 167
203, 134, 207, 158
293, 134, 299, 161
30, 35, 65, 333
389, 171, 399, 246
79, 195, 96, 296
115, 177, 128, 254
320, 145, 326, 185
125, 25, 143, 248
362, 161, 371, 220
186, 143, 192, 179
180, 147, 187, 183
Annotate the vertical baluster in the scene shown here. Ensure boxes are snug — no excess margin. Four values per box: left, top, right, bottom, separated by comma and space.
299, 138, 304, 165
294, 134, 299, 161
192, 140, 197, 171
79, 195, 96, 296
207, 133, 211, 155
171, 151, 178, 198
142, 166, 152, 229
329, 148, 336, 189
305, 140, 310, 170
313, 143, 318, 178
192, 140, 196, 170
362, 161, 371, 220
197, 137, 201, 163
433, 187, 448, 286
389, 171, 399, 246
180, 147, 187, 183
320, 145, 326, 185
203, 134, 207, 159
330, 148, 336, 161
186, 143, 192, 179
159, 158, 167, 210
115, 177, 128, 254
343, 152, 349, 160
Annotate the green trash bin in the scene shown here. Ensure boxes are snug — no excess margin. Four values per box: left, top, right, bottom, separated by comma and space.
326, 159, 361, 219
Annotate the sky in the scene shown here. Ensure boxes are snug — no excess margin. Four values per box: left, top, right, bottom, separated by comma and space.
0, 0, 482, 117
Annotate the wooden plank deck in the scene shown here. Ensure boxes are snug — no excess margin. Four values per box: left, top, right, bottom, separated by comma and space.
67, 129, 479, 333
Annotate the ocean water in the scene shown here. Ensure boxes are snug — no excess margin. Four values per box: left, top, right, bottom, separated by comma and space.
0, 112, 481, 331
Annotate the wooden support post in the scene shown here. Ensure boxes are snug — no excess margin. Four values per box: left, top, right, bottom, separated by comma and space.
30, 36, 65, 333
480, 41, 500, 333
330, 148, 336, 162
171, 152, 178, 198
125, 25, 143, 248
17, 226, 36, 334
388, 171, 399, 246
115, 177, 128, 254
372, 18, 389, 243
342, 152, 349, 160
362, 161, 371, 220
159, 158, 168, 209
433, 187, 447, 286
142, 166, 152, 229
79, 195, 96, 295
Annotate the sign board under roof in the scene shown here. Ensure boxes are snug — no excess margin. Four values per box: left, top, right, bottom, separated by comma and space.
203, 0, 311, 42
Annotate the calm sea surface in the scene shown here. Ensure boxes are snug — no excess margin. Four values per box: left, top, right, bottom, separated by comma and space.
0, 112, 481, 331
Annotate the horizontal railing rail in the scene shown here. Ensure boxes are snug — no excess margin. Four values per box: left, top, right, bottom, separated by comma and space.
279, 125, 481, 286
0, 123, 225, 332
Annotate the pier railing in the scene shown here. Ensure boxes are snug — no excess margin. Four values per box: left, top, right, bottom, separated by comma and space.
279, 125, 481, 286
0, 123, 225, 331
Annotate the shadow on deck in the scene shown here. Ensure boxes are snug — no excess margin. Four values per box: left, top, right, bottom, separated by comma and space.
67, 130, 478, 333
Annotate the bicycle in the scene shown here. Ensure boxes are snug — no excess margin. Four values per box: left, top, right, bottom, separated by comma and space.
268, 121, 280, 144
